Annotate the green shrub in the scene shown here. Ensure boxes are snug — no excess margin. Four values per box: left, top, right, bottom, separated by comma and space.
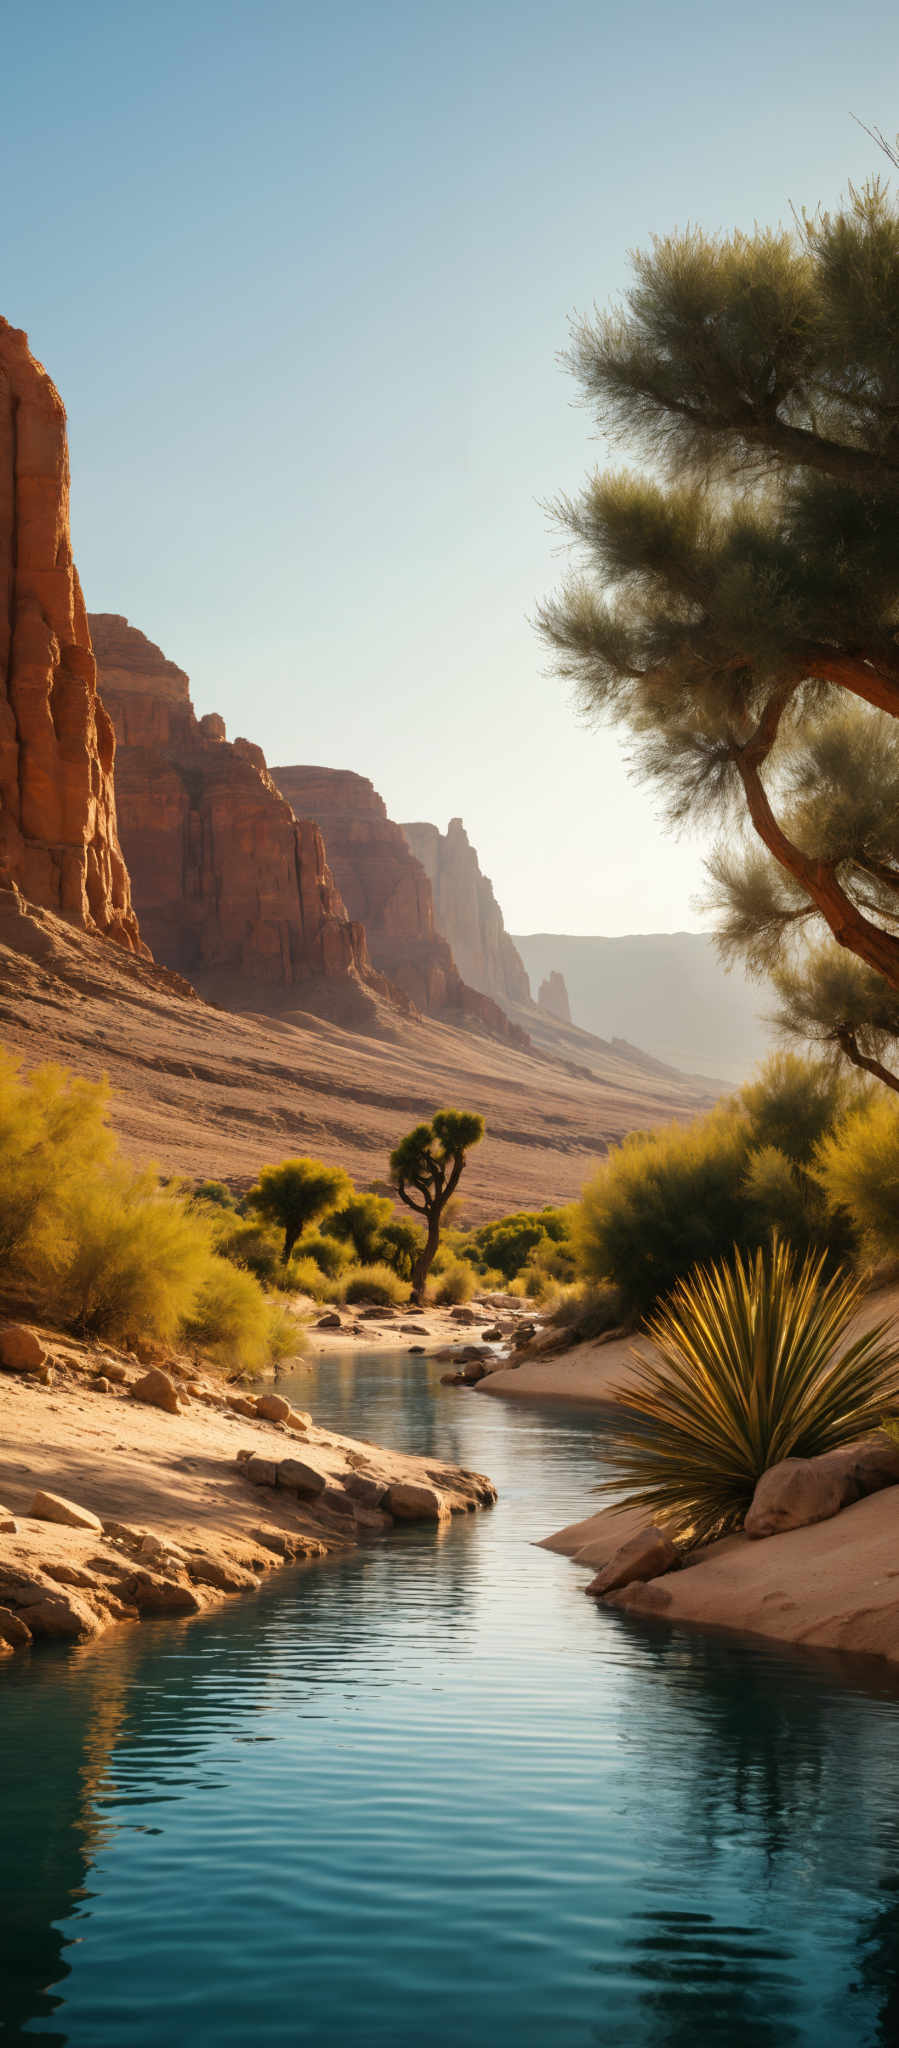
341, 1263, 411, 1307
296, 1232, 350, 1279
52, 1168, 213, 1344
324, 1192, 393, 1263
212, 1216, 284, 1286
285, 1256, 335, 1302
184, 1257, 293, 1374
246, 1157, 353, 1263
574, 1109, 752, 1321
375, 1217, 424, 1280
602, 1236, 899, 1545
814, 1097, 899, 1259
739, 1053, 864, 1167
0, 1053, 115, 1278
192, 1179, 237, 1211
432, 1258, 475, 1305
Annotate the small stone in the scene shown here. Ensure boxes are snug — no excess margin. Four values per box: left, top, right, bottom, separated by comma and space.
440, 1370, 464, 1385
93, 1376, 111, 1394
276, 1456, 327, 1497
286, 1410, 312, 1432
459, 1360, 487, 1384
399, 1324, 429, 1336
408, 1345, 426, 1356
228, 1396, 259, 1419
0, 1324, 46, 1373
131, 1367, 180, 1415
449, 1307, 476, 1325
0, 1514, 18, 1534
316, 1312, 342, 1329
30, 1489, 103, 1535
256, 1393, 291, 1423
744, 1456, 855, 1539
586, 1527, 679, 1597
102, 1361, 129, 1385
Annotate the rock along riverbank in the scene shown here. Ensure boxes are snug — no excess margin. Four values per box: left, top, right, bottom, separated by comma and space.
0, 1322, 496, 1658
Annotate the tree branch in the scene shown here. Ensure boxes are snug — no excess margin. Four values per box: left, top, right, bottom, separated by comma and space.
836, 1025, 899, 1094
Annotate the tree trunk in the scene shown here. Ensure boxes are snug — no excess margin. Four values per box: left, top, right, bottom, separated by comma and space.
411, 1215, 441, 1306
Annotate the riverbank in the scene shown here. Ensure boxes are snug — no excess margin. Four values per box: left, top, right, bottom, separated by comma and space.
0, 1322, 496, 1655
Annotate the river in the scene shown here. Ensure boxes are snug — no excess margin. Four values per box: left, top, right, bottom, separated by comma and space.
2, 1348, 899, 2045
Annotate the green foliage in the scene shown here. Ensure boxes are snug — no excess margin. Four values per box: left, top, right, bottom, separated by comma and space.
212, 1216, 284, 1287
814, 1098, 899, 1259
52, 1168, 213, 1343
390, 1108, 485, 1299
575, 1110, 752, 1321
375, 1218, 424, 1281
602, 1238, 899, 1545
295, 1231, 350, 1279
285, 1256, 335, 1303
192, 1179, 237, 1211
539, 178, 899, 1086
324, 1192, 393, 1263
185, 1260, 302, 1375
341, 1263, 411, 1307
0, 1053, 115, 1276
247, 1157, 353, 1262
432, 1258, 475, 1305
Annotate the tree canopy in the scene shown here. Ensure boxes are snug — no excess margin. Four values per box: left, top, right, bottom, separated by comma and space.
539, 179, 899, 1089
247, 1157, 352, 1264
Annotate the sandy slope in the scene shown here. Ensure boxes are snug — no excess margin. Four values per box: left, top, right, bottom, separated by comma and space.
0, 893, 716, 1218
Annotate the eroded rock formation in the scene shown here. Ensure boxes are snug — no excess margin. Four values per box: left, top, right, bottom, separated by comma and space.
538, 970, 572, 1024
0, 322, 142, 950
90, 617, 398, 1020
271, 766, 529, 1043
401, 817, 531, 1009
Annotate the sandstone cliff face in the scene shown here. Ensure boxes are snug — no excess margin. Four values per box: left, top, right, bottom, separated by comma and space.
271, 767, 529, 1044
90, 618, 396, 1019
538, 970, 572, 1024
401, 817, 531, 1009
0, 323, 142, 951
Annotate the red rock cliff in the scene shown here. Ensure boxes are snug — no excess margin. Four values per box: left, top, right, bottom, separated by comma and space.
0, 322, 142, 951
90, 617, 399, 1021
271, 766, 530, 1045
401, 817, 531, 1009
538, 969, 572, 1025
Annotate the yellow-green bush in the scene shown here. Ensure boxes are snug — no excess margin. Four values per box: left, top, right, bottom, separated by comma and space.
0, 1054, 115, 1277
432, 1258, 475, 1305
185, 1259, 302, 1375
53, 1168, 213, 1343
341, 1263, 411, 1307
814, 1097, 899, 1259
296, 1231, 350, 1280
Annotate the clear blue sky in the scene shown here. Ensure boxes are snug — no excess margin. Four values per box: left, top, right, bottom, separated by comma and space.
4, 0, 898, 932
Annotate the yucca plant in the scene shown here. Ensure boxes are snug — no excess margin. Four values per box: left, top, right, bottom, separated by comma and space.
604, 1236, 899, 1546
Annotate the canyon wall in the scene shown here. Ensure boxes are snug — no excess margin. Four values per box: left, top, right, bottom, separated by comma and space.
0, 323, 142, 951
271, 766, 529, 1044
401, 817, 531, 1010
90, 617, 398, 1021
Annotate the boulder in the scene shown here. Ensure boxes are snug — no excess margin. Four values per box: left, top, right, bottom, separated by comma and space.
93, 1376, 111, 1394
30, 1489, 103, 1534
316, 1312, 342, 1329
409, 1345, 426, 1356
276, 1456, 327, 1497
245, 1455, 279, 1488
386, 1481, 447, 1522
586, 1526, 679, 1598
0, 1606, 32, 1647
228, 1396, 259, 1419
450, 1307, 477, 1325
0, 1324, 46, 1373
256, 1393, 291, 1423
459, 1360, 487, 1384
102, 1361, 129, 1385
131, 1367, 180, 1415
18, 1589, 104, 1640
0, 1514, 17, 1534
745, 1457, 855, 1539
286, 1410, 312, 1432
440, 1370, 464, 1385
124, 1571, 204, 1616
344, 1472, 388, 1509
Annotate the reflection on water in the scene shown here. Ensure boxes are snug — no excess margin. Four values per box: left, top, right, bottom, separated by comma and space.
2, 1350, 899, 2046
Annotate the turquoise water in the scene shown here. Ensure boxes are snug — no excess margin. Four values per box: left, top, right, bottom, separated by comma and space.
3, 1349, 899, 2046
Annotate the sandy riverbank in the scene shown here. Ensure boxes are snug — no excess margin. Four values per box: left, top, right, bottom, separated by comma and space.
0, 1323, 495, 1656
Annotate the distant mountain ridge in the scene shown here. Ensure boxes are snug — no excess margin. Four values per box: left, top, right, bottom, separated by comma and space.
512, 932, 776, 1084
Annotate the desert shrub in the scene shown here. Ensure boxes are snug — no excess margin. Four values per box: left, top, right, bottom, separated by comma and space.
212, 1216, 284, 1286
574, 1109, 752, 1322
0, 1054, 115, 1277
192, 1179, 237, 1211
341, 1263, 411, 1307
324, 1192, 393, 1263
814, 1098, 899, 1259
548, 1280, 622, 1336
432, 1258, 475, 1305
375, 1217, 425, 1280
285, 1256, 335, 1302
184, 1257, 288, 1374
297, 1231, 351, 1279
51, 1168, 213, 1343
467, 1211, 549, 1280
601, 1237, 899, 1545
739, 1053, 864, 1167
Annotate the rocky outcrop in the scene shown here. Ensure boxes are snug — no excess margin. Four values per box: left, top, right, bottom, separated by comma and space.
538, 970, 571, 1024
90, 618, 400, 1022
0, 322, 142, 951
402, 816, 531, 1008
271, 766, 529, 1043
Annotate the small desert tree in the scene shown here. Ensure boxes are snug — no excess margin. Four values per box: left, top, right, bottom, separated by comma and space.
539, 177, 899, 1090
390, 1110, 485, 1303
247, 1157, 352, 1265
